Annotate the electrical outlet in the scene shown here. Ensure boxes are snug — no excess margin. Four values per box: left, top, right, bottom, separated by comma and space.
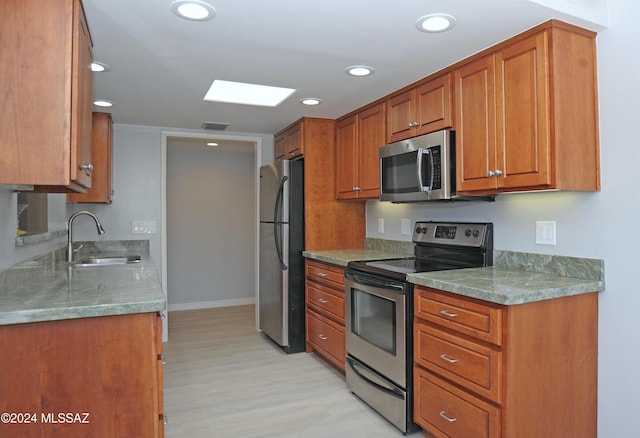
535, 221, 556, 245
378, 218, 384, 233
401, 219, 411, 235
132, 220, 156, 234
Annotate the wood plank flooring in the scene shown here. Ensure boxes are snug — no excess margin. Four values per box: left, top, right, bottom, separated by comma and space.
163, 305, 421, 437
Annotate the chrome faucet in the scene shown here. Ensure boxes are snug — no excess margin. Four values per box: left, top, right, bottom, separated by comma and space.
67, 211, 106, 262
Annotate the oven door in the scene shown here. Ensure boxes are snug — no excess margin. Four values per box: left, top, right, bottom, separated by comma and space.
345, 270, 408, 388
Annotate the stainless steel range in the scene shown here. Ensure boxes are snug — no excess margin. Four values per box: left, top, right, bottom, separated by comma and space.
344, 221, 493, 434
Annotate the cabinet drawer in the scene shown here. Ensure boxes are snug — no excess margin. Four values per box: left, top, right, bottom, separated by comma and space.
415, 287, 503, 346
415, 368, 500, 438
415, 322, 501, 403
307, 282, 345, 322
306, 310, 345, 368
306, 260, 345, 289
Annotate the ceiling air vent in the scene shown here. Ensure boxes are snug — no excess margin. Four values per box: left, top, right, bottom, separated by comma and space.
202, 122, 230, 130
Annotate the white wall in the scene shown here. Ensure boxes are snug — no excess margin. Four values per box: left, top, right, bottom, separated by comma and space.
166, 143, 255, 309
367, 1, 640, 435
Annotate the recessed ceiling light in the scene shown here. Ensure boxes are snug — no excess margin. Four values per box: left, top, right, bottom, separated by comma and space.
206, 142, 219, 147
171, 0, 216, 21
90, 62, 110, 72
93, 99, 113, 107
416, 14, 457, 33
345, 65, 375, 77
203, 80, 296, 107
301, 98, 322, 106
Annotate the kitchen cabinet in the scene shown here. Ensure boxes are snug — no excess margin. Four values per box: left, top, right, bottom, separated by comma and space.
387, 73, 454, 143
67, 112, 114, 203
274, 121, 303, 160
0, 0, 94, 192
335, 102, 385, 200
277, 117, 365, 250
455, 21, 600, 193
0, 312, 165, 438
305, 260, 346, 372
413, 286, 597, 438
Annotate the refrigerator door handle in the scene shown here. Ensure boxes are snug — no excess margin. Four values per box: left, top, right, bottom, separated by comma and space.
274, 176, 288, 270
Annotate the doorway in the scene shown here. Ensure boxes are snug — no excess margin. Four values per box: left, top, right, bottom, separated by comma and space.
161, 132, 261, 341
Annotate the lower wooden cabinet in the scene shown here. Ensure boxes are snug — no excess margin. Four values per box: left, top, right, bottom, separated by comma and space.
414, 286, 598, 438
305, 259, 346, 372
0, 312, 164, 438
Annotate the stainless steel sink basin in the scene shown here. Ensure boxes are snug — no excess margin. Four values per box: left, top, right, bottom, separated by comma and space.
74, 255, 141, 266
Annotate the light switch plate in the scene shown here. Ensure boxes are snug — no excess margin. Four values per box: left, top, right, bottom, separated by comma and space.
378, 218, 384, 233
535, 221, 556, 245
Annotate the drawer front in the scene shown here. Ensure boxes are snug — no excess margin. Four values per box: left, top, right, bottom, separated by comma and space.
415, 287, 502, 345
307, 282, 345, 322
415, 322, 502, 403
415, 368, 500, 438
306, 260, 345, 289
306, 310, 345, 368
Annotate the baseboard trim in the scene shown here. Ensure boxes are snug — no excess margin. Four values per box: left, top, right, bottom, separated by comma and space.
168, 297, 255, 312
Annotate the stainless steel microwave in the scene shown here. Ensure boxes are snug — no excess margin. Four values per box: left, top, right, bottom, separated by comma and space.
379, 130, 455, 203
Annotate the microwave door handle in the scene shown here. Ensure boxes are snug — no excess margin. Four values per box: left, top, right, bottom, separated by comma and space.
427, 147, 435, 190
416, 148, 430, 191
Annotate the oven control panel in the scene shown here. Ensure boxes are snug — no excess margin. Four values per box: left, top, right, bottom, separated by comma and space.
413, 221, 491, 247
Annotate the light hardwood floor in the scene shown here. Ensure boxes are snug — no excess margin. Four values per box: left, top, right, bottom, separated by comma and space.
163, 305, 422, 437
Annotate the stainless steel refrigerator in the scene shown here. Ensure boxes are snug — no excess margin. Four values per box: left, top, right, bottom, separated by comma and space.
259, 159, 305, 353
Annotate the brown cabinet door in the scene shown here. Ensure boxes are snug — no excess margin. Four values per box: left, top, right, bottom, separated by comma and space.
387, 89, 415, 143
335, 115, 359, 199
415, 73, 454, 135
357, 103, 385, 199
455, 55, 498, 192
68, 112, 113, 203
285, 122, 303, 158
496, 32, 552, 189
71, 1, 94, 189
274, 134, 286, 160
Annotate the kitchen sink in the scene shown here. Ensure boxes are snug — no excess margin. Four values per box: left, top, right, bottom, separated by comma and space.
74, 255, 141, 266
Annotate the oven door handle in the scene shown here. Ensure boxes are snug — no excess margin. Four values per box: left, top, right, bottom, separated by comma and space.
345, 271, 405, 291
347, 357, 404, 400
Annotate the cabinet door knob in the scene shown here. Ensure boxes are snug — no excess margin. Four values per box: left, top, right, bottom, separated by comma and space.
439, 411, 457, 422
440, 354, 458, 364
80, 163, 94, 173
487, 170, 494, 177
495, 169, 503, 176
440, 309, 458, 318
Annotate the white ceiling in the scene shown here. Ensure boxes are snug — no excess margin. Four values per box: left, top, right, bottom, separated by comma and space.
83, 0, 607, 137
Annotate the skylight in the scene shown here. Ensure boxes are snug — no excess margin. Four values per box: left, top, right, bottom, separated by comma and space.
203, 80, 296, 107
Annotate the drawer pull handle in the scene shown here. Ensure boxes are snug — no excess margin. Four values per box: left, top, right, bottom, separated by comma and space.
316, 272, 328, 277
318, 298, 328, 303
439, 411, 457, 422
440, 354, 458, 364
440, 310, 458, 318
318, 334, 328, 340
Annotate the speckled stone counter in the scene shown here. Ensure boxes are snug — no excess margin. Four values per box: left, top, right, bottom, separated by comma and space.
302, 237, 414, 267
408, 250, 605, 305
304, 242, 605, 305
0, 240, 165, 325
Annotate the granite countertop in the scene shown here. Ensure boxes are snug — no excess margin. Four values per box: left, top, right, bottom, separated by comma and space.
302, 248, 413, 267
0, 240, 165, 325
303, 244, 605, 305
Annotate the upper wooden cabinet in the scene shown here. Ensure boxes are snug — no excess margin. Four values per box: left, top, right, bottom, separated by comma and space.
0, 0, 94, 192
455, 21, 600, 194
68, 113, 114, 204
336, 103, 385, 200
387, 73, 454, 143
276, 117, 365, 250
274, 121, 304, 160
